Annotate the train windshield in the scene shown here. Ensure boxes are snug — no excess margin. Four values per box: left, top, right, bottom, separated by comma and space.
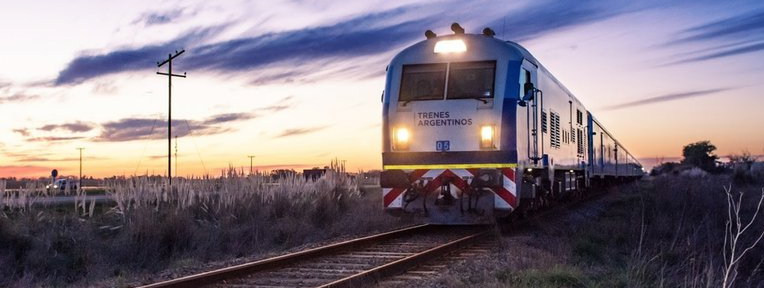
399, 63, 447, 102
447, 61, 495, 100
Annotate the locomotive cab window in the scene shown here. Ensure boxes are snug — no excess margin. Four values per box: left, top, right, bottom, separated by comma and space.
446, 61, 496, 100
399, 63, 446, 102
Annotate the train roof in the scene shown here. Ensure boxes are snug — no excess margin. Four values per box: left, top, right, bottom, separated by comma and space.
389, 29, 640, 167
502, 41, 581, 104
390, 33, 583, 106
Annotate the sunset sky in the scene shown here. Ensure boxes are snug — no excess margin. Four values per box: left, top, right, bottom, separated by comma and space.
1, 0, 763, 178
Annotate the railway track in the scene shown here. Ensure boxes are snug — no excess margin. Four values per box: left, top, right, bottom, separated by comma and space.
139, 224, 489, 288
138, 186, 618, 288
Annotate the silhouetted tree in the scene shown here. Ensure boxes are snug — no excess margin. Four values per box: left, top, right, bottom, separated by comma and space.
681, 140, 718, 172
650, 162, 680, 176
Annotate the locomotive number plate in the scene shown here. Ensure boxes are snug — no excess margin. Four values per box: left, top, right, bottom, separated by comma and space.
436, 140, 450, 151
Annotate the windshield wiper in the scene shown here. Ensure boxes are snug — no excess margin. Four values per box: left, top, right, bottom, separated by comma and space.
473, 98, 488, 104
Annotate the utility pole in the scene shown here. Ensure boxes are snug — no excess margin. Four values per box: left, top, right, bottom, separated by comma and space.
248, 155, 256, 175
156, 49, 186, 187
76, 147, 84, 194
175, 135, 178, 179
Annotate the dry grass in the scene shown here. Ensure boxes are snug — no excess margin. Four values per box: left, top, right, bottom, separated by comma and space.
398, 174, 764, 288
0, 166, 411, 288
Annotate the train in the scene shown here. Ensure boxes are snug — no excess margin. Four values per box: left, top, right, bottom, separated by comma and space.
380, 23, 643, 223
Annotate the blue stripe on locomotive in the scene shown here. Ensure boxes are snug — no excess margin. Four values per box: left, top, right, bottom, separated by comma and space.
382, 65, 394, 153
500, 60, 522, 159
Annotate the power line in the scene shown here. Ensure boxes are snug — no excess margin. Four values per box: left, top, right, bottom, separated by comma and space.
133, 114, 160, 176
183, 119, 208, 176
156, 49, 187, 187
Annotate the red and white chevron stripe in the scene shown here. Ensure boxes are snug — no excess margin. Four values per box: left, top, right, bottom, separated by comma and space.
383, 168, 517, 210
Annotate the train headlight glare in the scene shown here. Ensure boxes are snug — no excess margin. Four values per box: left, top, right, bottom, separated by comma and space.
480, 125, 494, 148
434, 39, 466, 53
394, 128, 410, 150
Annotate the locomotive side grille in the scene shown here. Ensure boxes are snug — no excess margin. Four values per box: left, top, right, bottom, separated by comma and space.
550, 112, 560, 149
541, 111, 547, 133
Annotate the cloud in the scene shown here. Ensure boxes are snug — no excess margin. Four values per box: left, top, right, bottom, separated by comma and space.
53, 7, 434, 85
666, 9, 764, 64
249, 70, 307, 85
39, 122, 95, 133
183, 8, 433, 72
274, 126, 327, 138
26, 136, 86, 142
600, 88, 729, 111
92, 81, 118, 94
13, 128, 30, 137
12, 122, 95, 144
14, 156, 106, 162
54, 26, 226, 85
203, 112, 256, 124
0, 93, 39, 104
483, 0, 641, 41
51, 1, 649, 86
667, 41, 764, 65
95, 111, 255, 142
256, 95, 295, 113
96, 118, 214, 142
673, 9, 764, 44
260, 104, 290, 113
134, 9, 184, 26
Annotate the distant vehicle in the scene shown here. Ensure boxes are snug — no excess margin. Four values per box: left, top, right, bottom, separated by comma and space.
46, 178, 77, 192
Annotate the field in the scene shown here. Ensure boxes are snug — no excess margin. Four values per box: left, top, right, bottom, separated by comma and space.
0, 165, 415, 288
2, 169, 763, 288
383, 174, 764, 288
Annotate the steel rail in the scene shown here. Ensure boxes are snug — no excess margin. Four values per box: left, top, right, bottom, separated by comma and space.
318, 229, 488, 288
137, 224, 431, 288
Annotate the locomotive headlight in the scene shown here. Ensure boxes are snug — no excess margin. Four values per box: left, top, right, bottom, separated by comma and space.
394, 127, 410, 150
480, 125, 495, 149
434, 39, 466, 53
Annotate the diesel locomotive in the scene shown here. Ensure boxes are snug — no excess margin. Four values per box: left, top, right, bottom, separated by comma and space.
380, 24, 642, 223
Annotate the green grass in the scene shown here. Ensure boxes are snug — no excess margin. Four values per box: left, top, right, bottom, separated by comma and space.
496, 265, 587, 288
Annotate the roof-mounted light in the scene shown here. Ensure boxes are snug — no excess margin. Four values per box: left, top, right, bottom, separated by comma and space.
434, 39, 466, 53
451, 23, 465, 34
424, 30, 437, 39
482, 27, 495, 37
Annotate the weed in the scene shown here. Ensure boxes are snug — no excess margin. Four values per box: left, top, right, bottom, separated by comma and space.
497, 265, 587, 288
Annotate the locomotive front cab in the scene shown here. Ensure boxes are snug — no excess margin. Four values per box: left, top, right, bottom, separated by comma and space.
381, 31, 522, 223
